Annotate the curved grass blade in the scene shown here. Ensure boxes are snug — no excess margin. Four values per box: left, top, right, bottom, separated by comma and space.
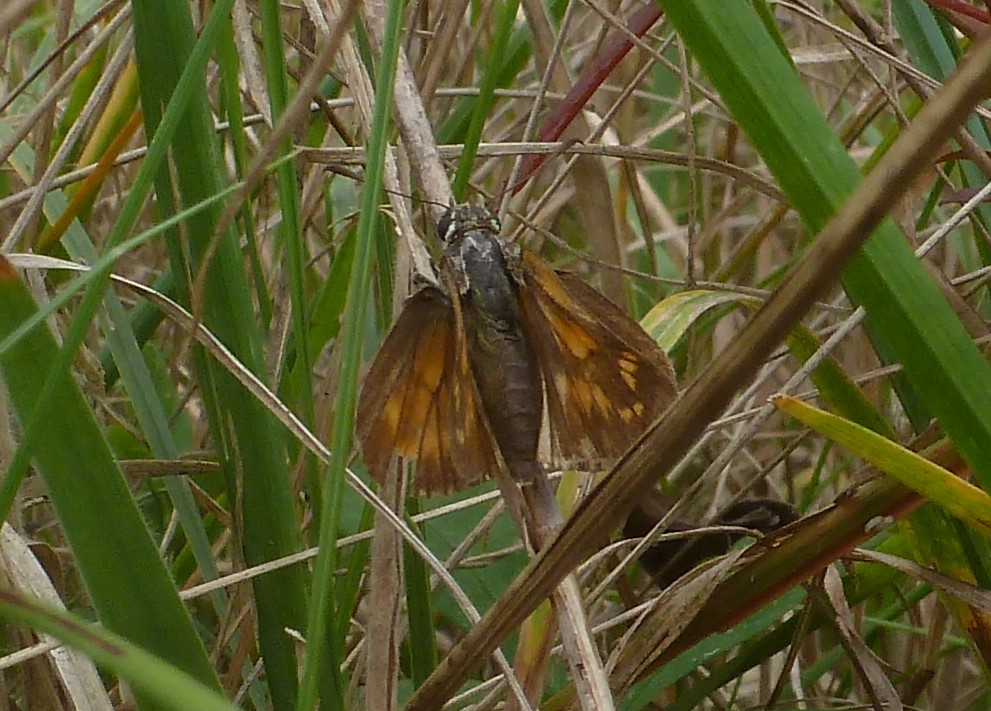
0, 586, 238, 711
0, 255, 221, 702
639, 289, 755, 353
295, 0, 406, 707
774, 395, 991, 534
129, 2, 311, 706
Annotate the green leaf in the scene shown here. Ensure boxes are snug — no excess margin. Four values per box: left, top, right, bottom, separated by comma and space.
640, 289, 755, 353
0, 586, 237, 711
129, 1, 311, 707
0, 255, 220, 707
786, 326, 895, 439
774, 395, 991, 535
660, 0, 991, 492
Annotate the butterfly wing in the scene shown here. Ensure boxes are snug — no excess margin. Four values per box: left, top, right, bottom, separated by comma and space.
356, 286, 499, 495
518, 251, 677, 465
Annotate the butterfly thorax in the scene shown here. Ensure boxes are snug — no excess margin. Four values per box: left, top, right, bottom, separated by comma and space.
450, 229, 520, 329
445, 214, 544, 482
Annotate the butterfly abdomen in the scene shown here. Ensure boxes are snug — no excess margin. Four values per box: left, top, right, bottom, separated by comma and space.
466, 320, 544, 482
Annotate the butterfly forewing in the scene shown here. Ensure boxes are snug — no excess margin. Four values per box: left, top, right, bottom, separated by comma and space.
518, 251, 677, 464
356, 285, 499, 495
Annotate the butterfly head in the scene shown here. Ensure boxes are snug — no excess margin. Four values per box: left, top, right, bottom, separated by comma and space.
438, 204, 501, 245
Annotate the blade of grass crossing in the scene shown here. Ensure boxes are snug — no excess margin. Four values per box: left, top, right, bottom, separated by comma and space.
295, 1, 406, 707
0, 255, 221, 707
249, 19, 336, 698
0, 185, 246, 542
129, 2, 311, 708
0, 586, 238, 711
59, 213, 229, 619
257, 0, 315, 421
658, 0, 991, 488
214, 20, 272, 326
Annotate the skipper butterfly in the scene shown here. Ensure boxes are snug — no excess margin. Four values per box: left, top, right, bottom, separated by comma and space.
356, 204, 677, 495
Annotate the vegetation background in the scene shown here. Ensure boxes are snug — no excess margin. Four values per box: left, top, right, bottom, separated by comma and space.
2, 0, 991, 709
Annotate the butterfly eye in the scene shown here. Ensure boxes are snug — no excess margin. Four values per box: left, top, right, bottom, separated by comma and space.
437, 210, 456, 243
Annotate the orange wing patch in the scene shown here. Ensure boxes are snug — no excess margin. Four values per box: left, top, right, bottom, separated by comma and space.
356, 284, 500, 495
518, 250, 677, 465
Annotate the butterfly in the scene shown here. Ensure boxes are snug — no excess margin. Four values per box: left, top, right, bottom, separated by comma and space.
356, 204, 678, 495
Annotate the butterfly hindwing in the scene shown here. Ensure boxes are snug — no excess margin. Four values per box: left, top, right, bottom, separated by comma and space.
356, 285, 498, 495
518, 251, 677, 464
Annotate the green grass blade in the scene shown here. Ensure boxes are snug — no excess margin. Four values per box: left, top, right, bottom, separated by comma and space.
295, 0, 406, 706
258, 0, 314, 421
0, 255, 220, 704
129, 2, 311, 707
776, 396, 991, 536
640, 289, 753, 353
436, 0, 568, 144
0, 586, 237, 711
451, 0, 521, 199
786, 326, 896, 440
404, 505, 437, 684
659, 0, 991, 489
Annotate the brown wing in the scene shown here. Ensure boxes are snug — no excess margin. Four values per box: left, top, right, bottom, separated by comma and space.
518, 251, 678, 465
356, 286, 500, 495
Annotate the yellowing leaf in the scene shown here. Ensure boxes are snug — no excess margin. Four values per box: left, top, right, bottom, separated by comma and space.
773, 395, 991, 535
641, 290, 756, 353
